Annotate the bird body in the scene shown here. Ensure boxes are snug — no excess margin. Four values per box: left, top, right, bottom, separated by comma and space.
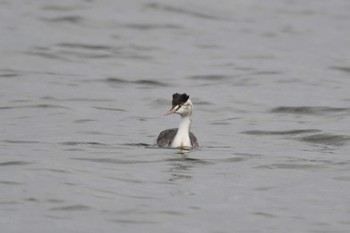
157, 128, 199, 148
156, 93, 199, 149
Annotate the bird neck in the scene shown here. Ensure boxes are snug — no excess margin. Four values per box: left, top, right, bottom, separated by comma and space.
171, 115, 192, 148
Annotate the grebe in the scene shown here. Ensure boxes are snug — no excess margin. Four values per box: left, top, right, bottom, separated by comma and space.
156, 93, 199, 149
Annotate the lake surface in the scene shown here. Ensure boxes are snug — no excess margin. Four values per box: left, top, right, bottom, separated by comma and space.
1, 0, 350, 232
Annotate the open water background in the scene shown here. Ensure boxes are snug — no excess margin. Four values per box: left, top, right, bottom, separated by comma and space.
1, 0, 350, 232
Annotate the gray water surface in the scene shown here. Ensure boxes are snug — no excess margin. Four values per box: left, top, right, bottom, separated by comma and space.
1, 0, 350, 232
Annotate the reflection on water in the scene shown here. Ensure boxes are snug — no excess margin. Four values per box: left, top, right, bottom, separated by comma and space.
1, 0, 350, 232
167, 156, 213, 182
168, 161, 193, 182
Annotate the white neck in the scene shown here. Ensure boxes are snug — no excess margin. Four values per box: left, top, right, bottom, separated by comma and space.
171, 115, 192, 148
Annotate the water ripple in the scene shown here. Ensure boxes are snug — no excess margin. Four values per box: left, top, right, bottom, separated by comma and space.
124, 143, 152, 147
253, 212, 278, 218
242, 130, 350, 146
299, 133, 350, 146
0, 201, 18, 205
111, 219, 157, 224
330, 66, 350, 73
145, 3, 224, 20
189, 74, 230, 80
333, 176, 350, 182
0, 104, 68, 110
250, 71, 282, 76
25, 51, 69, 61
92, 106, 126, 112
73, 119, 96, 123
242, 129, 321, 136
270, 106, 350, 115
4, 140, 42, 144
255, 163, 325, 170
43, 16, 85, 24
57, 43, 113, 51
0, 73, 19, 78
0, 180, 22, 185
50, 205, 92, 211
122, 23, 183, 30
73, 158, 161, 165
60, 141, 108, 146
105, 77, 169, 87
0, 161, 31, 166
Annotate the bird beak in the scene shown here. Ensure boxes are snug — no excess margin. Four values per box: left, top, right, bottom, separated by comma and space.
164, 105, 179, 115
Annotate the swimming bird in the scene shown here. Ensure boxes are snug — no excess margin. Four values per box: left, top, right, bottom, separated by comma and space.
156, 93, 199, 149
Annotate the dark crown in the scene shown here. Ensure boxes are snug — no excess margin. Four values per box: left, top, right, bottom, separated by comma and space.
172, 93, 189, 107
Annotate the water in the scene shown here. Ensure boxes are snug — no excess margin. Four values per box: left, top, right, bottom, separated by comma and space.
1, 0, 350, 232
